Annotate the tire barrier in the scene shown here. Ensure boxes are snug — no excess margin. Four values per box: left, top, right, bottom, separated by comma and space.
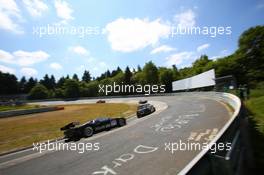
0, 106, 64, 118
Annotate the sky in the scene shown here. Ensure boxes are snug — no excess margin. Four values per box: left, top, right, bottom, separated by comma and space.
0, 0, 263, 80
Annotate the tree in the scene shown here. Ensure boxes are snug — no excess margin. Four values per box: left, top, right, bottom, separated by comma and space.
57, 76, 66, 88
25, 77, 37, 93
132, 71, 145, 85
235, 25, 264, 86
179, 67, 193, 79
80, 81, 99, 97
124, 66, 132, 84
192, 55, 212, 75
82, 70, 91, 83
159, 68, 174, 92
86, 81, 99, 97
172, 65, 180, 80
116, 67, 122, 72
54, 88, 64, 98
0, 71, 18, 94
214, 55, 236, 77
142, 61, 158, 84
40, 74, 56, 89
111, 67, 123, 77
64, 79, 80, 98
19, 76, 27, 93
72, 74, 79, 81
50, 75, 56, 88
97, 69, 113, 81
106, 70, 111, 78
28, 84, 49, 99
112, 72, 124, 84
137, 65, 142, 72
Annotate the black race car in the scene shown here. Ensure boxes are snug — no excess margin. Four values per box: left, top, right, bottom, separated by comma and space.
96, 100, 106, 103
61, 117, 126, 141
136, 103, 156, 118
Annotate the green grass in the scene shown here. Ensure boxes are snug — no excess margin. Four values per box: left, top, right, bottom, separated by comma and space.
249, 89, 264, 98
245, 89, 264, 170
0, 104, 41, 112
246, 96, 264, 132
0, 103, 137, 154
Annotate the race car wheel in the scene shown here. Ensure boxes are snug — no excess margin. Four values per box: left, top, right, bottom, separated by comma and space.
83, 127, 94, 137
118, 118, 126, 127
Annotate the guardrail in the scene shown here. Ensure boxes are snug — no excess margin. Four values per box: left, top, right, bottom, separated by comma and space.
177, 92, 253, 175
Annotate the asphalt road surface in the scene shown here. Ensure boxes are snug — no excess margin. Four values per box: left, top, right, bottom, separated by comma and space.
0, 94, 231, 175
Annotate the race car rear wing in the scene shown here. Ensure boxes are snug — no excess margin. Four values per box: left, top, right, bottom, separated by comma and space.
60, 122, 80, 130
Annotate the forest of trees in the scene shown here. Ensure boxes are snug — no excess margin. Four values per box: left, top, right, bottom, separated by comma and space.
0, 25, 263, 99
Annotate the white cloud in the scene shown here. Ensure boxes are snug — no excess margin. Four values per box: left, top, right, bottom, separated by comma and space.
0, 50, 14, 63
0, 0, 24, 33
50, 62, 62, 70
20, 67, 38, 77
69, 45, 89, 56
54, 0, 74, 22
197, 43, 210, 52
104, 18, 170, 52
13, 50, 49, 66
165, 52, 193, 66
0, 65, 16, 74
23, 0, 48, 17
0, 49, 49, 66
150, 45, 176, 54
93, 61, 107, 72
174, 9, 196, 28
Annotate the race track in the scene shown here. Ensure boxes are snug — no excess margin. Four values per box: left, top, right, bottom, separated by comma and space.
0, 94, 231, 175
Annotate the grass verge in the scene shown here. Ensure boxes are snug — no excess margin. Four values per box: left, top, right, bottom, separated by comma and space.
0, 103, 137, 154
245, 90, 264, 170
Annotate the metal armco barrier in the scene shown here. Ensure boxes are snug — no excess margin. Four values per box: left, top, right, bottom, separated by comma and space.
178, 93, 254, 175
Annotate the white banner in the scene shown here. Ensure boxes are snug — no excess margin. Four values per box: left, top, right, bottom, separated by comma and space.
172, 69, 215, 91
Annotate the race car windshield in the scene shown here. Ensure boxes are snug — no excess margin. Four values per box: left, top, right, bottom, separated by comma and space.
91, 118, 108, 123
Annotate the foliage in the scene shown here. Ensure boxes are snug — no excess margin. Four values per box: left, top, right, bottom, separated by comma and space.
63, 79, 80, 98
142, 61, 159, 84
0, 71, 18, 94
245, 88, 264, 170
28, 84, 49, 99
40, 74, 56, 90
82, 70, 91, 83
159, 68, 174, 92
